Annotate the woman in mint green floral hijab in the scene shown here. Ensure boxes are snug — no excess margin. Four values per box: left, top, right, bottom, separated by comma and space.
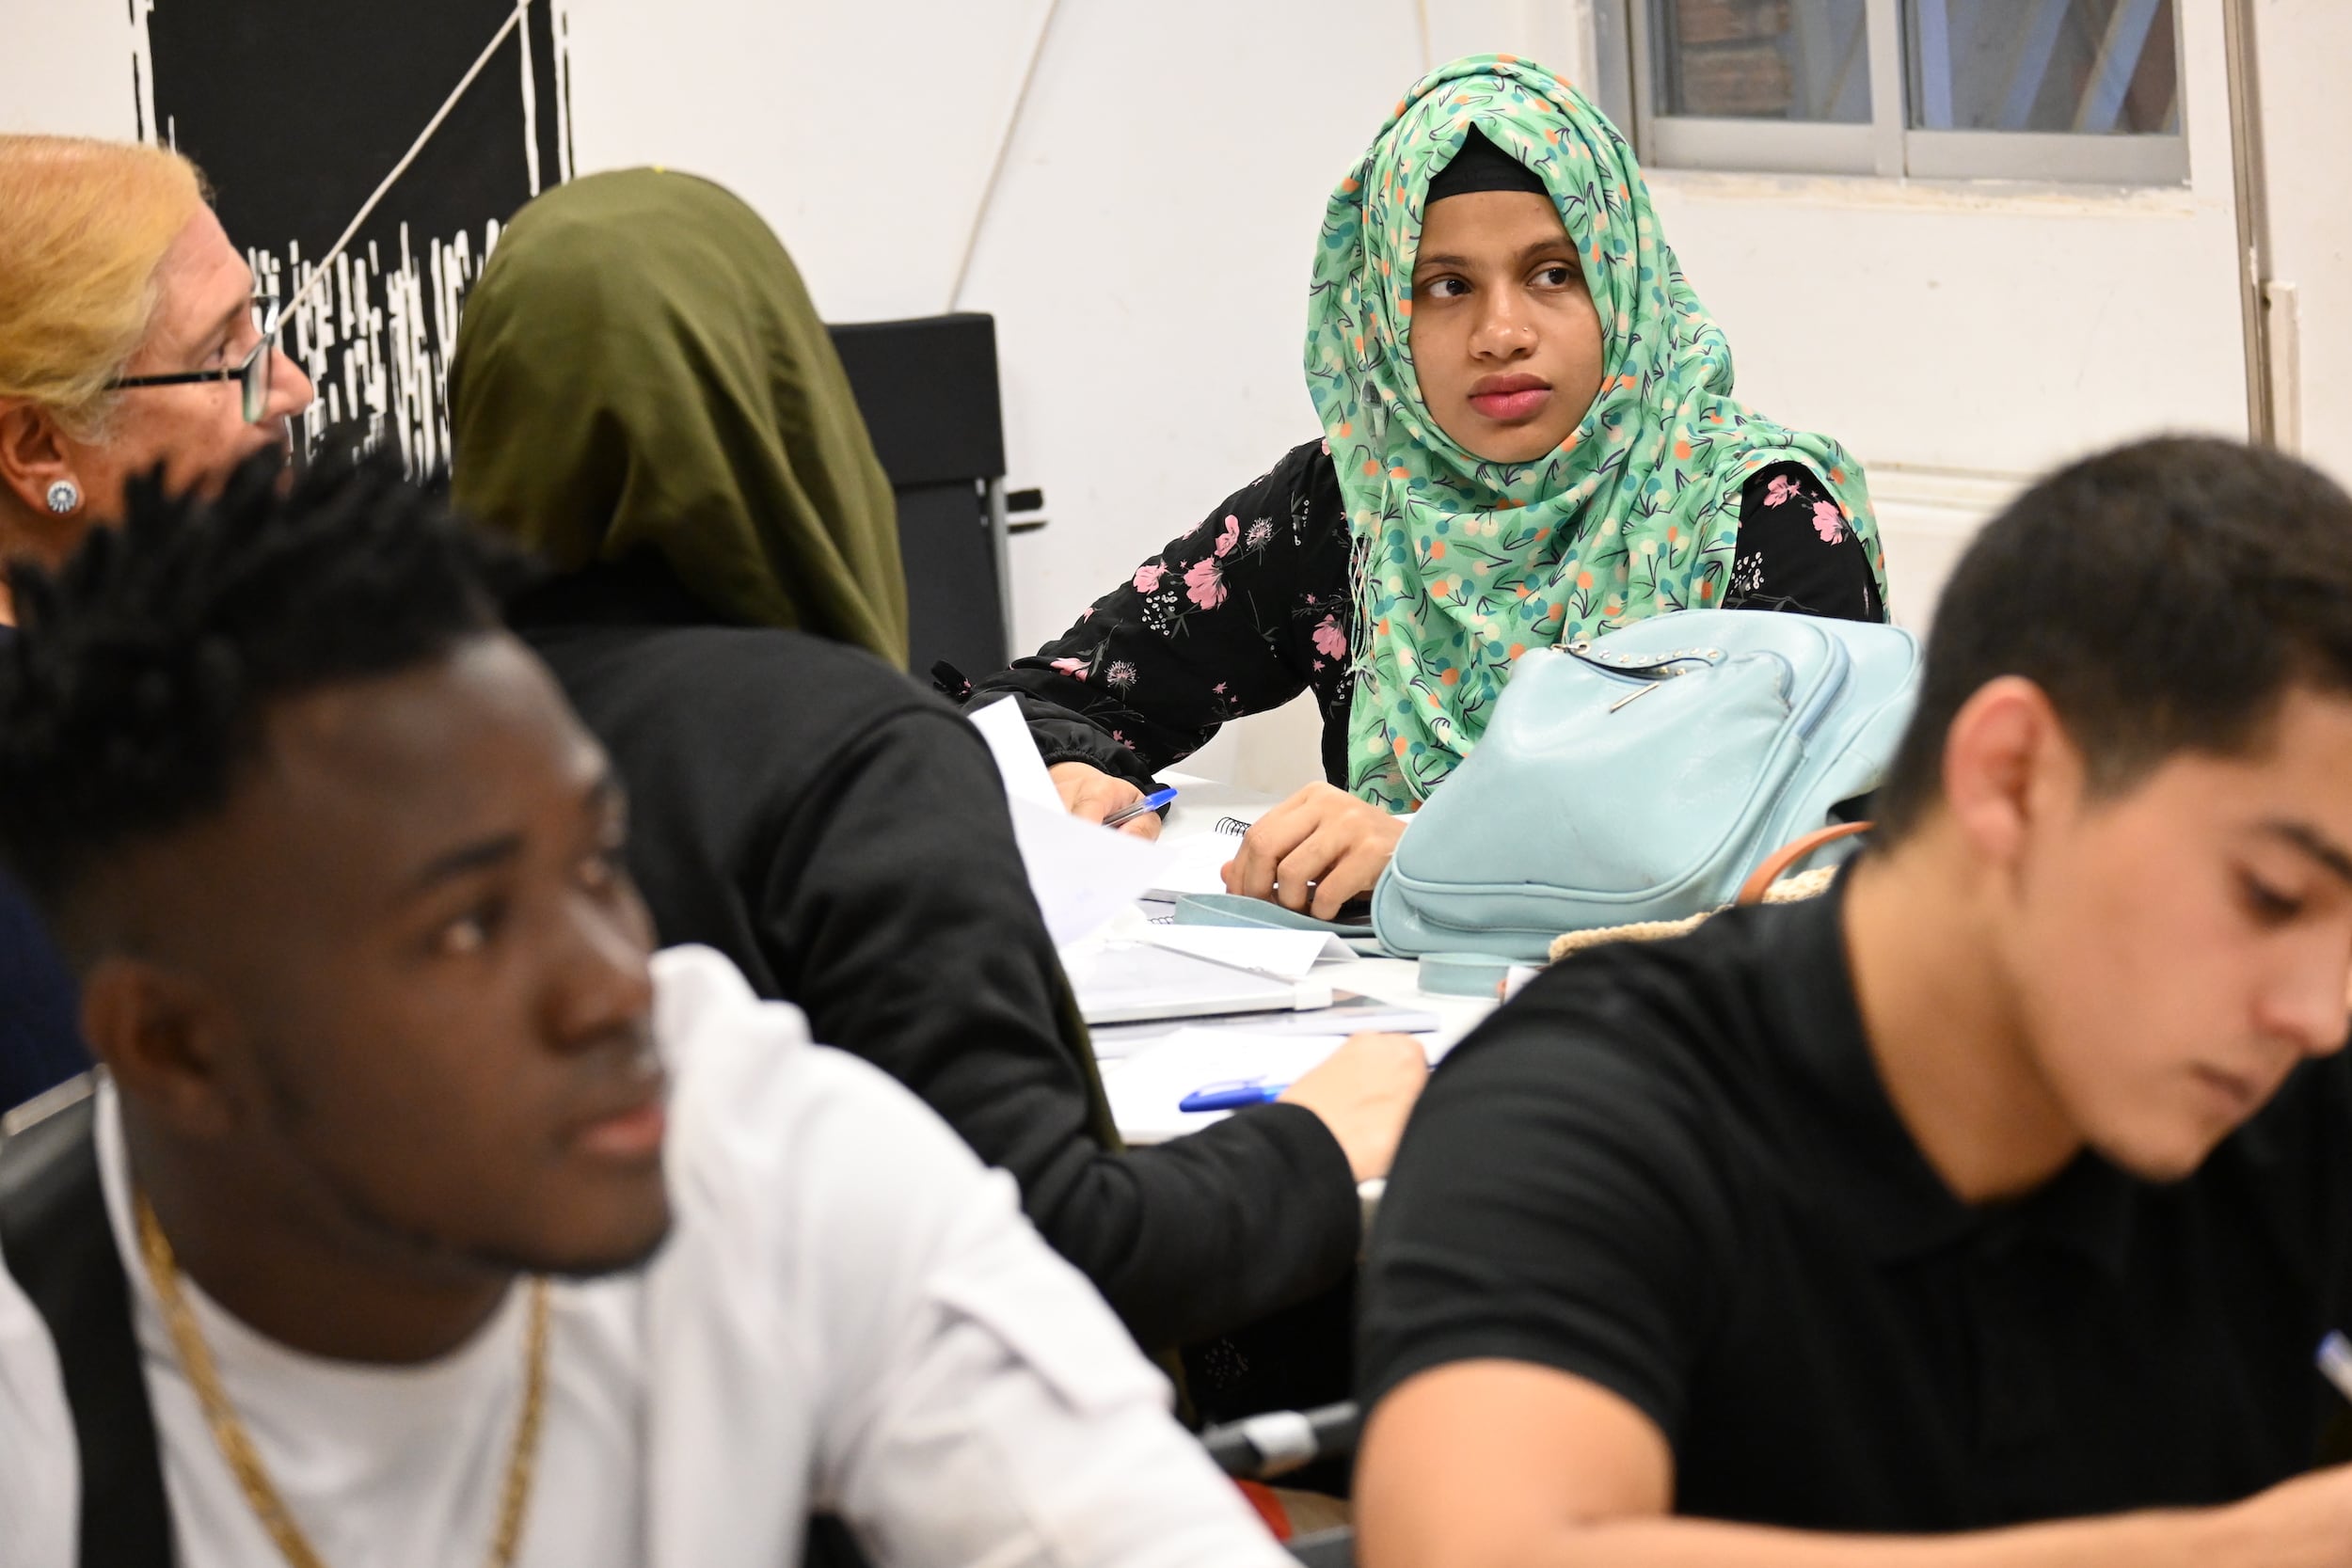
1313, 54, 1885, 806
971, 54, 1888, 913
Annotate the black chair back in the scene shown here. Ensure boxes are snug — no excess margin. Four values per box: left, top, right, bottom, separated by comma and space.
826, 312, 1012, 680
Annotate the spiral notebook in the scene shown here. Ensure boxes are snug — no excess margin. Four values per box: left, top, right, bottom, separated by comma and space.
1144, 816, 1256, 903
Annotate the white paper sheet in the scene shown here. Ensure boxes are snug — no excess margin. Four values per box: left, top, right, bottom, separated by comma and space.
1144, 833, 1240, 901
967, 697, 1169, 943
1098, 1027, 1434, 1143
966, 694, 1064, 810
1136, 925, 1345, 980
1008, 800, 1171, 944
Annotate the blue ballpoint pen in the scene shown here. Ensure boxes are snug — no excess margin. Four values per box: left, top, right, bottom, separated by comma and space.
1101, 786, 1179, 829
1179, 1078, 1289, 1113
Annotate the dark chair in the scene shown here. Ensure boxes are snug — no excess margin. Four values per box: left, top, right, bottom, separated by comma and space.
1200, 1401, 1361, 1481
1200, 1402, 1361, 1567
825, 313, 1046, 683
0, 876, 86, 1116
1288, 1528, 1357, 1567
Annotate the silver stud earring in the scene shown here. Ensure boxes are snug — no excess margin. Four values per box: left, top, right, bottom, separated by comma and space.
44, 479, 81, 515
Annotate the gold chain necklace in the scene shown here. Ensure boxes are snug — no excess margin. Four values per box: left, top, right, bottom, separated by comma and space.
135, 1194, 551, 1568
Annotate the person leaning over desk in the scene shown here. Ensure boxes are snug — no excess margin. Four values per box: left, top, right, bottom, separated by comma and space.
1354, 436, 2352, 1568
0, 135, 315, 1113
963, 55, 1887, 919
445, 168, 1425, 1359
0, 455, 1294, 1568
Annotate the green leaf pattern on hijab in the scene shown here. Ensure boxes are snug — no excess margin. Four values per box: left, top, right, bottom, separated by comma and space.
1308, 55, 1885, 809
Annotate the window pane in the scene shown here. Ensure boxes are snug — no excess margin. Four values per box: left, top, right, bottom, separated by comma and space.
1906, 0, 2179, 133
1651, 0, 1872, 123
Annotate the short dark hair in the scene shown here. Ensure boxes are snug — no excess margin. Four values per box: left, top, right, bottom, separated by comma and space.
0, 453, 524, 924
1876, 436, 2352, 836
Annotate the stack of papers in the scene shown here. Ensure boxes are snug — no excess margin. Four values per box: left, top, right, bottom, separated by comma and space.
1052, 910, 1355, 1030
962, 703, 1395, 1038
1058, 938, 1330, 1026
1089, 990, 1444, 1060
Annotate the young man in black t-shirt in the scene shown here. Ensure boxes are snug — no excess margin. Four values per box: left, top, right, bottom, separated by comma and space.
1357, 436, 2352, 1567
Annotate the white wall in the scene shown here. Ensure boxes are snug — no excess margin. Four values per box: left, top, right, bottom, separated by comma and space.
560, 0, 1057, 323
1642, 2, 2251, 633
1632, 4, 2352, 631
0, 0, 137, 137
2251, 0, 2352, 485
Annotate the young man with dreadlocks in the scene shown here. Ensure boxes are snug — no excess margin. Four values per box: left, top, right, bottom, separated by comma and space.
0, 456, 1290, 1568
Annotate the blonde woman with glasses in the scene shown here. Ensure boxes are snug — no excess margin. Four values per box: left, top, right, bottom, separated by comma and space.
0, 135, 312, 589
0, 135, 312, 1115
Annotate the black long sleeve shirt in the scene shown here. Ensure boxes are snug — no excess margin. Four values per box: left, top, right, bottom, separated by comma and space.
971, 439, 1882, 787
511, 574, 1359, 1354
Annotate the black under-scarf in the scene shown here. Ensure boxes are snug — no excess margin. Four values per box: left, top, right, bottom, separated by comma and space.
1425, 125, 1549, 203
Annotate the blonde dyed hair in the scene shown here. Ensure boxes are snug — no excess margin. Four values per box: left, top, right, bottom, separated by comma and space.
0, 135, 206, 438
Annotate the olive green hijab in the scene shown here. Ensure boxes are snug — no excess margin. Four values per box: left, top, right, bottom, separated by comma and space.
450, 168, 909, 667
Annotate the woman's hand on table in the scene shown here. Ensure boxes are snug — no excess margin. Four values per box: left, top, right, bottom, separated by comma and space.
1223, 782, 1405, 918
1049, 761, 1164, 840
1279, 1031, 1429, 1181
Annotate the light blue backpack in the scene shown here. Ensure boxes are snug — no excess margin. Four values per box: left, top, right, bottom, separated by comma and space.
1371, 610, 1922, 961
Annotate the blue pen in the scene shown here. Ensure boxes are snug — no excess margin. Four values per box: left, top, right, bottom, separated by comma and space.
1101, 786, 1179, 829
1179, 1077, 1289, 1113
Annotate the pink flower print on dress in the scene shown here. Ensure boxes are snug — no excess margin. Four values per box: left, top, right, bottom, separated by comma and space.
1811, 500, 1847, 544
1050, 657, 1089, 679
1132, 562, 1167, 594
1764, 473, 1804, 509
1184, 555, 1228, 610
1312, 616, 1347, 659
1105, 660, 1138, 688
1213, 515, 1242, 559
1212, 682, 1229, 695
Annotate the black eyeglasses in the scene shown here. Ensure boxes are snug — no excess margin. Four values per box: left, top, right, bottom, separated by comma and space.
106, 293, 284, 424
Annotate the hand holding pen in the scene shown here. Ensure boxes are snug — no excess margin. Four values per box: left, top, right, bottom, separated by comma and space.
1100, 786, 1178, 830
1182, 1032, 1431, 1182
1047, 762, 1171, 839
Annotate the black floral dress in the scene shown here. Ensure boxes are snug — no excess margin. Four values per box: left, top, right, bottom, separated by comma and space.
965, 439, 1883, 791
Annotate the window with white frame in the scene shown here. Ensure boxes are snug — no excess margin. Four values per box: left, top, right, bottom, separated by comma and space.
1602, 0, 2184, 184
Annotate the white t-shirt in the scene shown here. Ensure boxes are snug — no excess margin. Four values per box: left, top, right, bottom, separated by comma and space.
0, 945, 1290, 1568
